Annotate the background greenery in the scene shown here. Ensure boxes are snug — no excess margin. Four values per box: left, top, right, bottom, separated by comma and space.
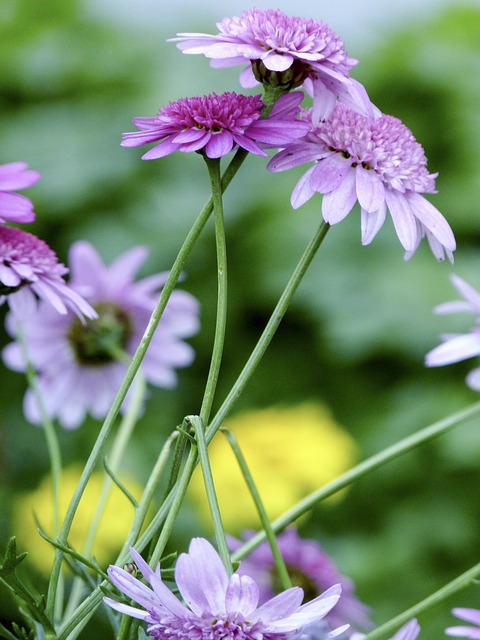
1, 1, 479, 636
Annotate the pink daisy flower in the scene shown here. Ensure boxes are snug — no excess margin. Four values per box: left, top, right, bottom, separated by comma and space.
104, 538, 344, 640
0, 226, 96, 320
0, 161, 40, 224
170, 9, 372, 119
2, 241, 199, 429
121, 91, 310, 160
268, 104, 455, 262
425, 274, 480, 390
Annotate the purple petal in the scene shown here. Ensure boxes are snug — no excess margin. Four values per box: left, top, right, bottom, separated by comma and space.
268, 92, 304, 120
360, 202, 387, 245
268, 143, 328, 172
466, 367, 480, 391
265, 586, 341, 632
311, 155, 351, 194
310, 79, 337, 124
205, 131, 235, 158
142, 137, 182, 160
451, 609, 480, 626
225, 574, 259, 616
391, 619, 420, 640
355, 166, 385, 212
407, 192, 456, 252
291, 166, 317, 209
261, 51, 294, 72
450, 275, 480, 312
239, 65, 259, 88
384, 189, 418, 252
252, 587, 304, 623
425, 333, 480, 367
175, 538, 229, 616
321, 170, 357, 224
247, 120, 310, 146
103, 596, 149, 620
0, 163, 40, 190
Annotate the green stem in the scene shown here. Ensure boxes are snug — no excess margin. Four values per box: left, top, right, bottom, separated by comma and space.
200, 157, 228, 424
206, 220, 330, 443
221, 428, 291, 589
191, 416, 232, 575
46, 147, 249, 618
64, 374, 146, 620
58, 432, 179, 640
232, 400, 480, 561
362, 560, 480, 640
15, 323, 65, 623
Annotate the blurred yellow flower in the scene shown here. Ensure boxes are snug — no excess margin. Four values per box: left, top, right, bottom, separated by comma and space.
188, 403, 359, 532
13, 465, 141, 576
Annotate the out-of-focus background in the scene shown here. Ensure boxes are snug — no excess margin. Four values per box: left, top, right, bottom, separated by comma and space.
1, 0, 480, 636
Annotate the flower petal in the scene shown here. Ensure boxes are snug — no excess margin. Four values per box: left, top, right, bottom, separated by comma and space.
425, 333, 480, 367
225, 574, 259, 616
355, 166, 385, 212
321, 170, 357, 224
175, 538, 229, 616
360, 201, 387, 245
252, 587, 304, 623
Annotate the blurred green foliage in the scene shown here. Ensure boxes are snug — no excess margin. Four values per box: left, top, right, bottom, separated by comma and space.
1, 1, 480, 636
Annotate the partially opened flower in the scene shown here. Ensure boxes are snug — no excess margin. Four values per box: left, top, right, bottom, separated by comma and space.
0, 226, 96, 320
231, 528, 371, 632
0, 161, 40, 224
170, 9, 372, 119
121, 91, 309, 160
3, 241, 199, 429
445, 608, 480, 638
425, 274, 480, 390
104, 538, 343, 640
268, 104, 455, 262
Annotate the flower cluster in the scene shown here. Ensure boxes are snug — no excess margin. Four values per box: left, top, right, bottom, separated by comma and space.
0, 161, 96, 319
3, 241, 200, 429
104, 537, 345, 640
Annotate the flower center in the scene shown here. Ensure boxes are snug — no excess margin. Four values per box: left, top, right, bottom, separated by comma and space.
67, 302, 132, 365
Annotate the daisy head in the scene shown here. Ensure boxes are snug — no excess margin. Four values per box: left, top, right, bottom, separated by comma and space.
0, 226, 96, 320
104, 538, 344, 640
268, 104, 455, 262
2, 241, 199, 429
170, 9, 372, 119
121, 91, 309, 160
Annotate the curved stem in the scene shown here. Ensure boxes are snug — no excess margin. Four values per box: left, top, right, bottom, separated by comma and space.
46, 148, 249, 617
63, 374, 146, 620
206, 220, 330, 442
231, 400, 480, 562
191, 416, 232, 575
221, 428, 291, 589
362, 560, 480, 640
200, 156, 228, 424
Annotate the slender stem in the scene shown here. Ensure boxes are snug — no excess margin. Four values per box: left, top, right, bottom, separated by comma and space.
362, 561, 480, 640
58, 432, 179, 640
200, 157, 228, 424
15, 323, 65, 623
148, 446, 198, 567
232, 400, 480, 561
191, 416, 232, 575
46, 148, 249, 617
221, 428, 291, 589
64, 374, 145, 620
206, 220, 330, 442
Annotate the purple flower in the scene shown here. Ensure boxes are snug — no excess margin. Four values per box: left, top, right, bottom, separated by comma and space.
170, 9, 372, 119
2, 241, 199, 429
446, 608, 480, 638
350, 619, 420, 640
230, 529, 371, 633
104, 538, 343, 640
268, 105, 455, 262
121, 92, 310, 160
425, 274, 480, 390
0, 161, 40, 224
0, 226, 96, 320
